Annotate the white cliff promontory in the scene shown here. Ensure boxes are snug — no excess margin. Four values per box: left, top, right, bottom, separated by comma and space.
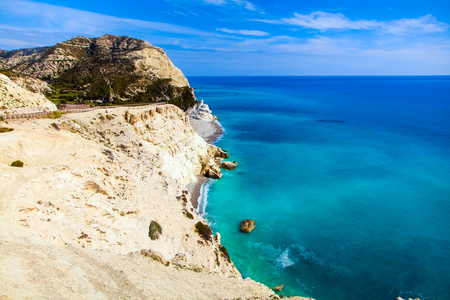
187, 99, 217, 121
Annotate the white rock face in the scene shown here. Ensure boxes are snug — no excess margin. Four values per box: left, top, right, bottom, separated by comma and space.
134, 47, 189, 87
187, 100, 217, 121
0, 73, 57, 114
0, 104, 235, 277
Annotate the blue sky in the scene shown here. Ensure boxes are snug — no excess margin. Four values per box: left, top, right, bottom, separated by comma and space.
0, 0, 449, 75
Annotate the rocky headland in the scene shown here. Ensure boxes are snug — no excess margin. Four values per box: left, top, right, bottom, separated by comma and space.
0, 35, 317, 299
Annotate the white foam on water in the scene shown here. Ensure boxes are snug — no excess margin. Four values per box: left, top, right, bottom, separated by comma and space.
276, 248, 295, 268
212, 120, 226, 144
197, 178, 216, 217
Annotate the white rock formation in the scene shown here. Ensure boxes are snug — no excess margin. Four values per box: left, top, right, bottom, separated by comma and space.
0, 73, 57, 114
187, 99, 217, 121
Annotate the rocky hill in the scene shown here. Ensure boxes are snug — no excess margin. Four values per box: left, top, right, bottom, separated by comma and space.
0, 35, 194, 108
0, 73, 57, 114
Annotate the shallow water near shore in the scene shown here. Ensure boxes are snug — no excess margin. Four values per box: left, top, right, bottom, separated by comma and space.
189, 76, 450, 300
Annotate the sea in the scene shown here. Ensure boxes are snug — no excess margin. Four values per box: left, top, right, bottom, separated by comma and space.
188, 76, 450, 300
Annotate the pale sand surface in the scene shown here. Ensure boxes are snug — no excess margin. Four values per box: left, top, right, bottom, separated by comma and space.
189, 119, 224, 144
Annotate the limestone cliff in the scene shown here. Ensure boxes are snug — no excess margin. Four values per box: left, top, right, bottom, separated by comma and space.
0, 104, 238, 277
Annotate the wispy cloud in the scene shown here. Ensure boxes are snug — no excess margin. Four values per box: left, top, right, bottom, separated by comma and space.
217, 28, 269, 36
183, 0, 257, 11
382, 15, 447, 35
253, 11, 448, 35
281, 12, 377, 30
230, 0, 256, 11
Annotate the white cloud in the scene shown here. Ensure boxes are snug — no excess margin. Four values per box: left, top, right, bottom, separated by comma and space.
217, 28, 269, 36
230, 0, 256, 11
281, 11, 378, 30
199, 0, 257, 11
253, 11, 448, 35
382, 15, 447, 35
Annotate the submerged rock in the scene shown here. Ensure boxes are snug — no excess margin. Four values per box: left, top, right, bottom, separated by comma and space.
271, 284, 284, 292
240, 220, 256, 233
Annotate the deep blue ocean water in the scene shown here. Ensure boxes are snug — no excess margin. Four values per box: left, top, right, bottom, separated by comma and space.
188, 76, 450, 300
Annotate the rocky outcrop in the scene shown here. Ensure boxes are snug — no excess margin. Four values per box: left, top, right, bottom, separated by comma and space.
241, 220, 257, 233
0, 73, 57, 114
187, 99, 217, 121
4, 73, 53, 94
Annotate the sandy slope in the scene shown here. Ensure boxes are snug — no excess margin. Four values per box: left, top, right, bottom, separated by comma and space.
0, 227, 275, 300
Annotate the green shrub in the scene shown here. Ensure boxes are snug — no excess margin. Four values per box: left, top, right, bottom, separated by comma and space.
148, 220, 162, 240
44, 111, 65, 119
0, 127, 14, 133
195, 221, 212, 242
183, 209, 194, 220
220, 245, 231, 263
11, 160, 24, 167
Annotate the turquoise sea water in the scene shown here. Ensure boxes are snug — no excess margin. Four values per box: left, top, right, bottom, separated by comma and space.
189, 76, 450, 300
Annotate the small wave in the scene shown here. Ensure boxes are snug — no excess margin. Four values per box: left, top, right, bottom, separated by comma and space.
247, 242, 295, 268
197, 179, 216, 217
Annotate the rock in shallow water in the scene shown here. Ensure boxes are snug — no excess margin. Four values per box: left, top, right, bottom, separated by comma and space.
220, 161, 237, 170
271, 284, 284, 291
240, 220, 256, 233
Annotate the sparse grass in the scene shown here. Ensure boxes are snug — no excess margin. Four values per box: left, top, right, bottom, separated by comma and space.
10, 160, 24, 167
195, 221, 212, 242
0, 127, 14, 133
149, 220, 162, 240
183, 209, 194, 219
220, 245, 231, 263
44, 111, 65, 119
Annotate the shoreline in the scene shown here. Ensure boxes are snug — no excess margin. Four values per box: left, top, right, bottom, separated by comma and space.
188, 119, 224, 209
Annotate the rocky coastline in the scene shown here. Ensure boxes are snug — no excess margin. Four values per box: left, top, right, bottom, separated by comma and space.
0, 35, 315, 299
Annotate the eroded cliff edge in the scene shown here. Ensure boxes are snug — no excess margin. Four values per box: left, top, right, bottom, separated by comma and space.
0, 104, 281, 299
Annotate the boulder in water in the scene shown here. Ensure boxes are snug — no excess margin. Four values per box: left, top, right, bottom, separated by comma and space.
240, 220, 256, 233
220, 161, 237, 170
